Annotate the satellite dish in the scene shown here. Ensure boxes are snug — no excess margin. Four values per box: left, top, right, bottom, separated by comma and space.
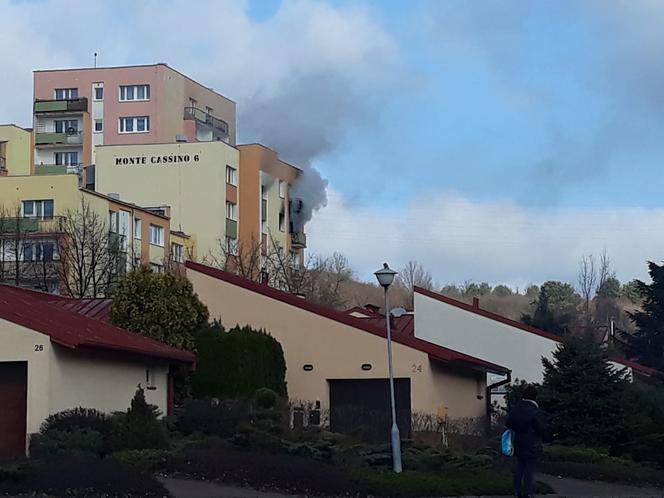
390, 307, 407, 318
66, 127, 77, 135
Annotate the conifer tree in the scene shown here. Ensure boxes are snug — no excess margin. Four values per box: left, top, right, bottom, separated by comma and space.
625, 261, 664, 371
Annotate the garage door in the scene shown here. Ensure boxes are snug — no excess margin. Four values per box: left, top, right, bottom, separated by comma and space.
329, 378, 411, 443
0, 362, 27, 458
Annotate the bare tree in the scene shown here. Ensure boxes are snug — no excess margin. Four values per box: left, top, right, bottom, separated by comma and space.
55, 196, 120, 298
397, 260, 434, 308
0, 203, 34, 288
578, 254, 597, 325
205, 236, 264, 281
598, 249, 615, 290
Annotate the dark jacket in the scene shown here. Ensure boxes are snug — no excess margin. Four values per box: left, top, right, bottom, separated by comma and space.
506, 400, 548, 461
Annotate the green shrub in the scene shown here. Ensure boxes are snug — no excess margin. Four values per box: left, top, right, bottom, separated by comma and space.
110, 387, 168, 451
176, 398, 250, 437
30, 429, 105, 459
111, 449, 174, 471
543, 445, 609, 464
39, 407, 112, 436
540, 460, 664, 486
192, 323, 287, 398
254, 387, 278, 409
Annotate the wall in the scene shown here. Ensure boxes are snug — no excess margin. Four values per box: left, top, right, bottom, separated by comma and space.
95, 142, 238, 260
415, 292, 560, 384
49, 346, 169, 416
0, 174, 81, 213
188, 267, 486, 420
0, 319, 52, 436
0, 125, 32, 176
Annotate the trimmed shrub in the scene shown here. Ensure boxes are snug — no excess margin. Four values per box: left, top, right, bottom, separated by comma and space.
176, 398, 250, 437
30, 429, 105, 459
192, 323, 287, 398
39, 407, 112, 436
543, 445, 609, 464
254, 387, 278, 409
111, 449, 174, 472
110, 387, 168, 451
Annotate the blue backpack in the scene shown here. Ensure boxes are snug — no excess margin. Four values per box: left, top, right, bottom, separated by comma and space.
501, 429, 514, 457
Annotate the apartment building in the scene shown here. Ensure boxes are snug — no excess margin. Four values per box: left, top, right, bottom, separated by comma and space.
238, 144, 306, 265
32, 64, 236, 172
0, 174, 185, 293
0, 125, 32, 176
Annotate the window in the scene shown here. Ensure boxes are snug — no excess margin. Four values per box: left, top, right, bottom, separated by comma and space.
205, 106, 214, 115
225, 236, 238, 256
134, 219, 142, 239
171, 242, 183, 263
149, 224, 164, 246
22, 241, 56, 262
54, 88, 78, 100
109, 211, 118, 233
55, 151, 78, 166
119, 116, 150, 133
55, 120, 78, 133
225, 201, 237, 221
94, 86, 104, 100
119, 84, 150, 101
226, 165, 237, 186
149, 263, 163, 273
22, 200, 54, 219
279, 180, 286, 199
94, 119, 103, 132
279, 211, 285, 232
189, 97, 197, 107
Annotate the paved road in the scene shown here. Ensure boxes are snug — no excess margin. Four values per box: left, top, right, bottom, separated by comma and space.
160, 475, 664, 498
537, 474, 664, 497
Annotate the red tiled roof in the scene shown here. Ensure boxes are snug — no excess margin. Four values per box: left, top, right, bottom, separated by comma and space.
186, 261, 510, 375
414, 286, 663, 379
0, 285, 194, 363
53, 298, 113, 321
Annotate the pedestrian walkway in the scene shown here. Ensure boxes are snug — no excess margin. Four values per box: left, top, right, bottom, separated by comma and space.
159, 476, 293, 498
537, 473, 664, 497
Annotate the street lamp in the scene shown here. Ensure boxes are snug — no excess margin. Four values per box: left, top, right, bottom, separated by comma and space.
374, 262, 402, 473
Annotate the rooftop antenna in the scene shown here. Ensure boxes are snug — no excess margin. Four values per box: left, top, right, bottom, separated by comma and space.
93, 52, 98, 68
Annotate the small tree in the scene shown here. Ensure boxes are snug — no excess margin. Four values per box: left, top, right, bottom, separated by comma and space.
540, 336, 629, 448
111, 387, 168, 451
578, 254, 598, 325
624, 261, 664, 371
521, 281, 579, 336
192, 323, 287, 398
493, 284, 513, 297
110, 267, 209, 350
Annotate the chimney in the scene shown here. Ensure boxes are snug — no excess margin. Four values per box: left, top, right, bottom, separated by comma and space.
472, 297, 480, 308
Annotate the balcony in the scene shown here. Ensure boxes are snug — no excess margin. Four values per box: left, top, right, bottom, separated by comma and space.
226, 218, 238, 239
290, 231, 307, 249
35, 131, 83, 147
184, 106, 229, 135
0, 156, 6, 173
35, 164, 82, 176
0, 217, 65, 235
34, 98, 88, 114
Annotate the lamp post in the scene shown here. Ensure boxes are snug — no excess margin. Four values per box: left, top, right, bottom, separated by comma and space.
374, 262, 402, 473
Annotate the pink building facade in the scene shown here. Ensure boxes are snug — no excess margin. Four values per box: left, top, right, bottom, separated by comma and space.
32, 64, 236, 173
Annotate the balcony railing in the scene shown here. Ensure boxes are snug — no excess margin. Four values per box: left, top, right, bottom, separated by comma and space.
35, 131, 83, 146
0, 217, 65, 235
226, 218, 238, 239
183, 106, 229, 135
290, 231, 307, 249
35, 164, 82, 176
34, 98, 88, 114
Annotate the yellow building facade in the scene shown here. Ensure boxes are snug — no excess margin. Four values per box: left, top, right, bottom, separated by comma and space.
0, 125, 32, 176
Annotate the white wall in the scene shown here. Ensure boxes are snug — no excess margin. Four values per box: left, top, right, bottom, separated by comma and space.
0, 320, 52, 435
49, 346, 169, 416
414, 293, 557, 384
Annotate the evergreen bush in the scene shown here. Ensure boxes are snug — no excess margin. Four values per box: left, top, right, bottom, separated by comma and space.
192, 322, 287, 398
39, 407, 112, 437
110, 387, 168, 451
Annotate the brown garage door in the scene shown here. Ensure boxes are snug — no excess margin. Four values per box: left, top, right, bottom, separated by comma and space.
329, 378, 411, 443
0, 362, 27, 458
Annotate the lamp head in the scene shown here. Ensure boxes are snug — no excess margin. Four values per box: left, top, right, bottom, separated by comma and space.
374, 262, 397, 289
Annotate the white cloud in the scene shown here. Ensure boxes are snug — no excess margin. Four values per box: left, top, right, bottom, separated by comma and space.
307, 189, 664, 288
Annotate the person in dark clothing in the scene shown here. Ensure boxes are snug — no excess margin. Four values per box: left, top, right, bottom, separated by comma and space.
506, 385, 548, 498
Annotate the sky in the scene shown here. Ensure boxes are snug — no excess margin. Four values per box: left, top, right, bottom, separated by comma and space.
2, 0, 664, 289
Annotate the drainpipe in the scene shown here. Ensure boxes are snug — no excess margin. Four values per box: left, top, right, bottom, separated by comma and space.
485, 371, 512, 435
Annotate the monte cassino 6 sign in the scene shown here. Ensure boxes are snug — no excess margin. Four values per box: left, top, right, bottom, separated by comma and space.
114, 154, 201, 166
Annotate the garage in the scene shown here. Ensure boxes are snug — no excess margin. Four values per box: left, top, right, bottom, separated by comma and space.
329, 378, 411, 443
0, 362, 27, 458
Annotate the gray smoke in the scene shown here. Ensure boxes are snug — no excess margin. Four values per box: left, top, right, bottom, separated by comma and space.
239, 71, 377, 225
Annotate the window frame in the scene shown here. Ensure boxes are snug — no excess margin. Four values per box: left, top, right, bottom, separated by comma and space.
54, 88, 78, 100
171, 242, 184, 263
279, 180, 286, 199
94, 86, 104, 101
225, 201, 237, 221
22, 199, 54, 220
118, 116, 150, 134
119, 84, 151, 102
94, 119, 103, 133
148, 223, 165, 247
134, 219, 142, 240
225, 165, 237, 186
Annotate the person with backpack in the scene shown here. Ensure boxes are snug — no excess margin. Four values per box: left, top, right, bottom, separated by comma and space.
505, 385, 548, 498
